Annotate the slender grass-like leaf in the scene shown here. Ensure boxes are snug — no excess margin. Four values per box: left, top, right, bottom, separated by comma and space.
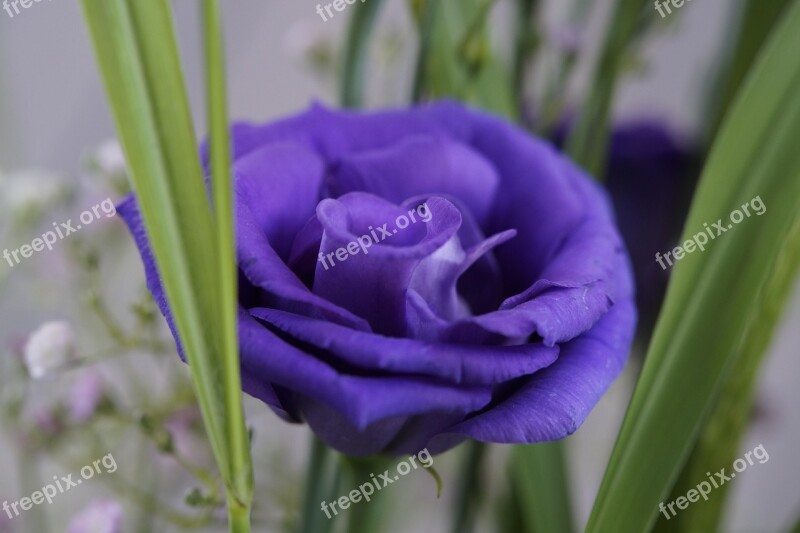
450, 441, 488, 533
299, 437, 338, 533
411, 0, 440, 103
655, 216, 800, 533
512, 0, 538, 111
705, 0, 792, 140
409, 0, 514, 117
587, 2, 800, 531
80, 1, 252, 530
202, 0, 254, 527
565, 0, 649, 177
511, 442, 575, 533
340, 0, 386, 108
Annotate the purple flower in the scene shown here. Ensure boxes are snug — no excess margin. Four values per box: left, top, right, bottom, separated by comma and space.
604, 122, 695, 326
119, 101, 636, 456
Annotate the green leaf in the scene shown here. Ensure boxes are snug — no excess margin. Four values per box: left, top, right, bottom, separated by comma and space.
705, 0, 793, 140
790, 510, 800, 533
80, 0, 253, 529
450, 441, 488, 533
511, 0, 539, 110
202, 0, 254, 526
655, 215, 800, 533
586, 1, 800, 531
298, 437, 337, 533
565, 0, 649, 175
411, 0, 462, 103
410, 0, 514, 118
510, 442, 575, 533
410, 0, 442, 103
340, 0, 386, 108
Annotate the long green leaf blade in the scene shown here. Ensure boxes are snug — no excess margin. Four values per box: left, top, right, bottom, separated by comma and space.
79, 0, 226, 459
587, 2, 800, 531
511, 443, 575, 533
656, 215, 800, 533
340, 0, 386, 108
202, 0, 254, 524
565, 0, 648, 177
80, 1, 253, 530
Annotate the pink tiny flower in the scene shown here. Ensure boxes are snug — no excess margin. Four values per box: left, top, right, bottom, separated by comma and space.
33, 408, 62, 436
67, 499, 123, 533
68, 371, 106, 423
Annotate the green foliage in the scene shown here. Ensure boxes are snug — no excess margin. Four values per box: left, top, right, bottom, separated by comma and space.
80, 0, 253, 530
588, 2, 800, 530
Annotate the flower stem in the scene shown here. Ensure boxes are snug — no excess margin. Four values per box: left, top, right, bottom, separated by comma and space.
299, 436, 336, 533
342, 455, 391, 533
227, 494, 251, 533
340, 0, 386, 107
450, 441, 487, 533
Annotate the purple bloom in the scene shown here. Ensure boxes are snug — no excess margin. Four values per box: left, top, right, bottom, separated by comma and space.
119, 101, 636, 456
604, 122, 695, 326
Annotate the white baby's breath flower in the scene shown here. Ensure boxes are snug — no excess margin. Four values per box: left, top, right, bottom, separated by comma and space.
0, 169, 71, 224
92, 139, 127, 177
86, 139, 130, 195
23, 321, 77, 379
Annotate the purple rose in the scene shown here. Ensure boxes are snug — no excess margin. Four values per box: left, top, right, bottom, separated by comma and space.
119, 101, 636, 456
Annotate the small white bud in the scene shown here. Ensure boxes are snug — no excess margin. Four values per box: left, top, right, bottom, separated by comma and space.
0, 169, 71, 223
92, 139, 127, 177
23, 321, 77, 379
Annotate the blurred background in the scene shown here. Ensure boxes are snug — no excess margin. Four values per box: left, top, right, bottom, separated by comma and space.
1, 1, 798, 531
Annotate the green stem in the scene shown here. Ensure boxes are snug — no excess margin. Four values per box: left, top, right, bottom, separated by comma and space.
18, 449, 48, 533
202, 1, 254, 528
511, 442, 575, 533
537, 0, 591, 133
565, 0, 649, 177
227, 494, 251, 533
512, 0, 538, 114
341, 455, 391, 533
299, 437, 336, 533
451, 441, 487, 533
411, 0, 439, 103
340, 0, 386, 107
